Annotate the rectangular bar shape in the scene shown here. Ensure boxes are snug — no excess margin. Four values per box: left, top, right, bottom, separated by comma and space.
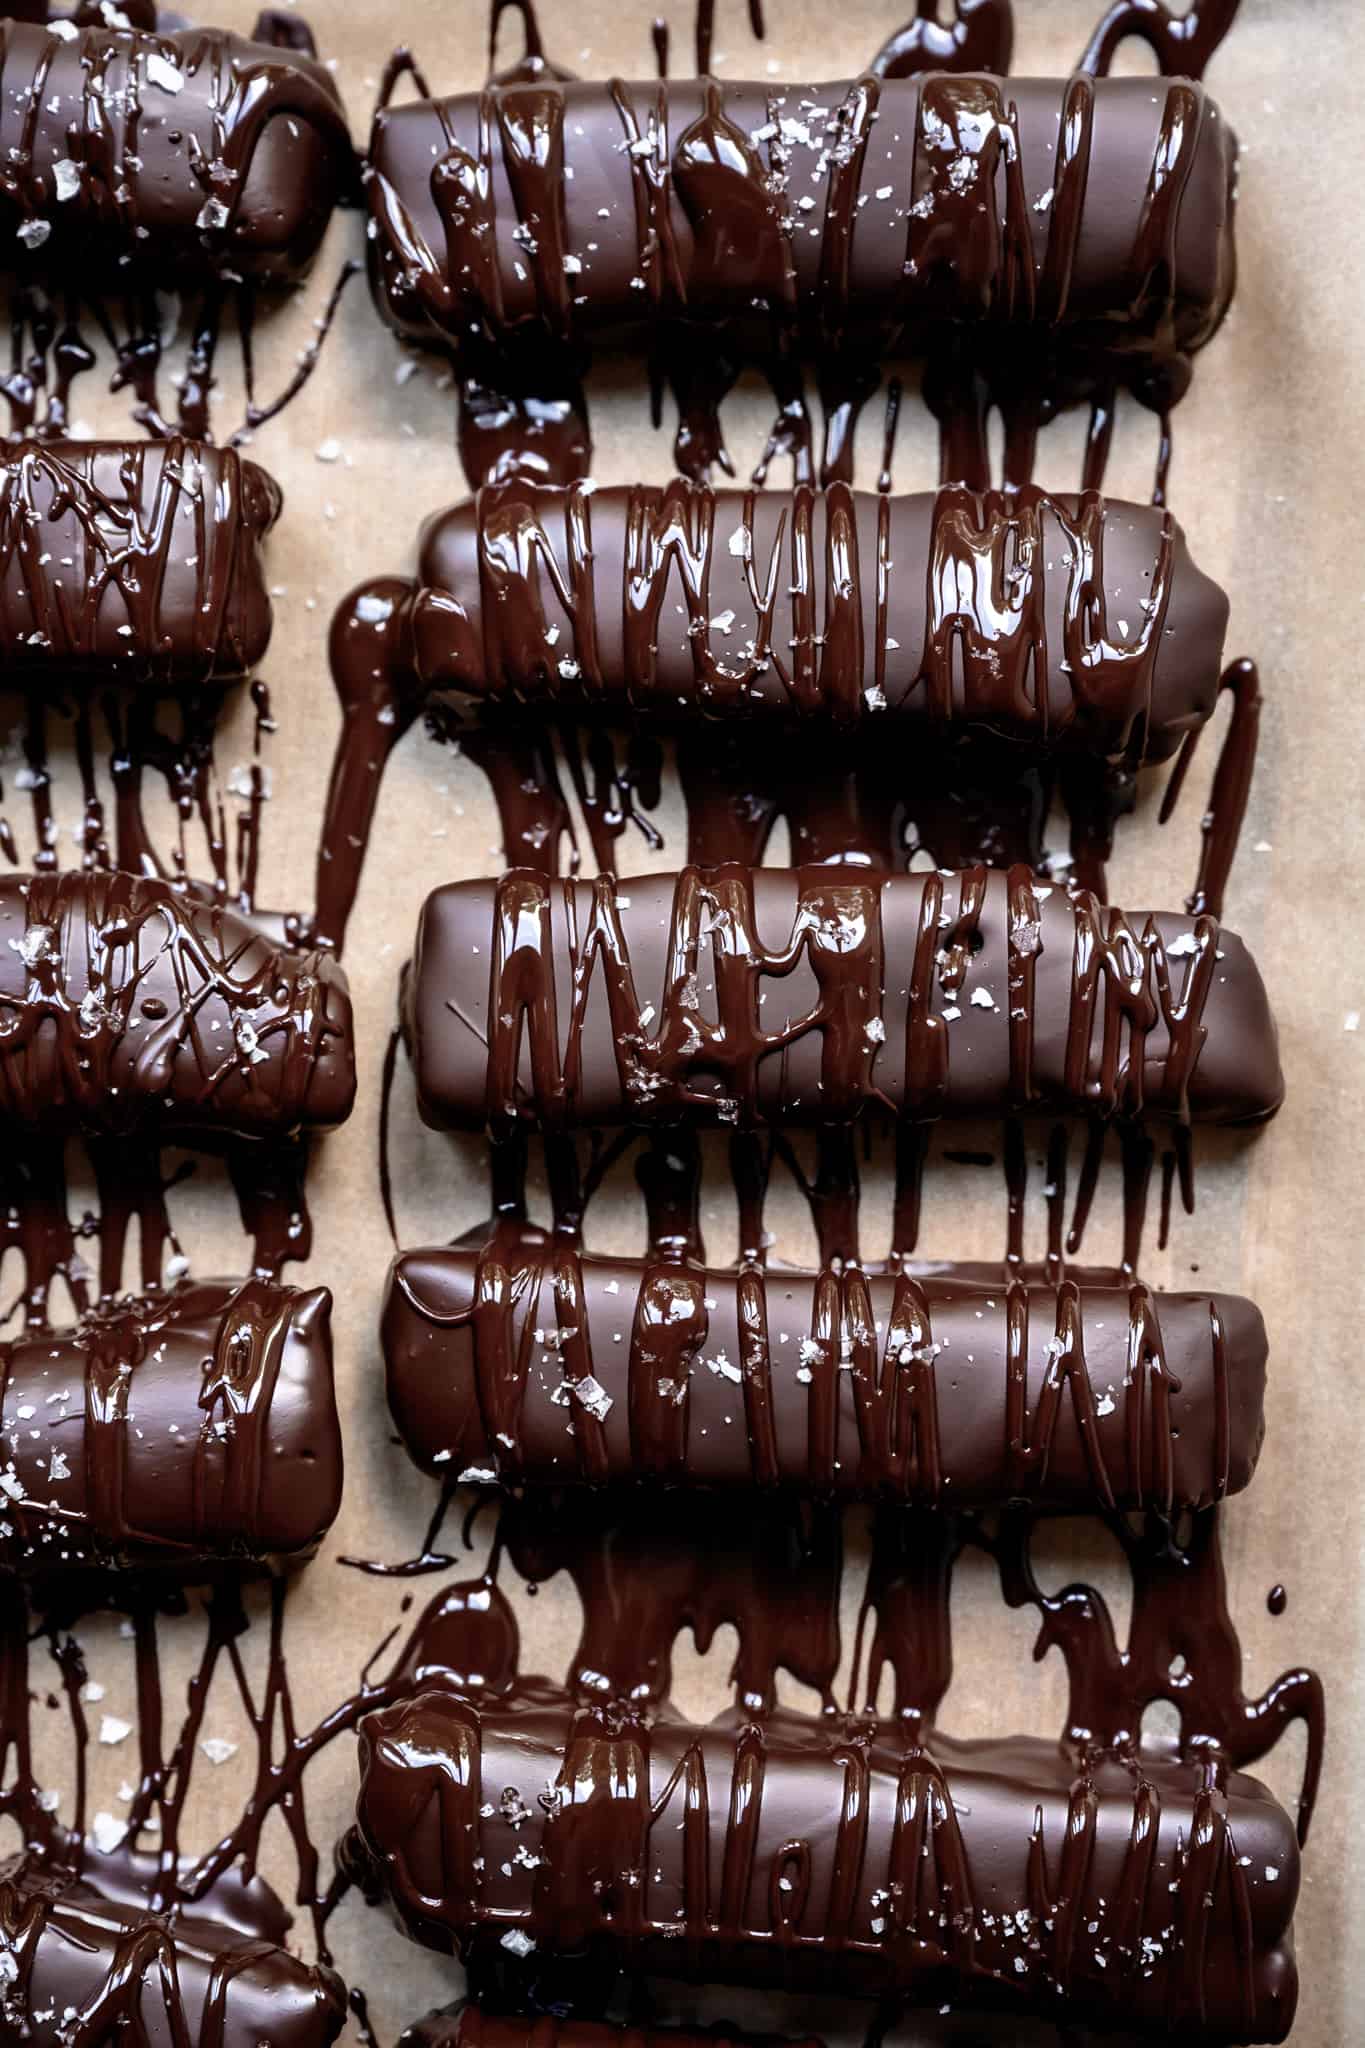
0, 1865, 346, 2048
0, 20, 352, 282
353, 1687, 1299, 2041
0, 1278, 342, 1575
368, 74, 1235, 368
383, 1242, 1264, 1510
0, 872, 355, 1140
413, 482, 1228, 760
0, 440, 281, 687
405, 866, 1283, 1133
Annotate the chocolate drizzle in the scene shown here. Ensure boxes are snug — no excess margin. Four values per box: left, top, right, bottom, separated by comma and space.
367, 69, 1236, 493
0, 871, 355, 1141
0, 3, 1330, 2046
414, 481, 1219, 754
351, 1685, 1300, 2036
384, 1240, 1266, 1510
0, 1277, 341, 1575
0, 1867, 347, 2048
0, 19, 352, 281
0, 439, 281, 685
0, 19, 354, 445
405, 866, 1281, 1135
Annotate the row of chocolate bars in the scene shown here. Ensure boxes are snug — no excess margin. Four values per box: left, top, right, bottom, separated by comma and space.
0, 7, 1315, 2048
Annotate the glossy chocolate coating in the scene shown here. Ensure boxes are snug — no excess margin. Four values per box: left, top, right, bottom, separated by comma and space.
0, 872, 355, 1140
404, 866, 1283, 1135
367, 74, 1235, 367
0, 1278, 341, 1575
352, 1685, 1298, 2040
0, 19, 352, 282
383, 1240, 1264, 1510
414, 482, 1227, 759
0, 1862, 347, 2048
0, 440, 280, 687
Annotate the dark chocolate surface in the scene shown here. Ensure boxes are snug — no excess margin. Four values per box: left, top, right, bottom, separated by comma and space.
0, 1277, 342, 1575
404, 866, 1283, 1134
383, 1240, 1265, 1508
413, 482, 1228, 759
0, 440, 281, 687
367, 73, 1236, 370
0, 19, 352, 282
0, 1861, 347, 2048
0, 871, 356, 1140
353, 1684, 1298, 2039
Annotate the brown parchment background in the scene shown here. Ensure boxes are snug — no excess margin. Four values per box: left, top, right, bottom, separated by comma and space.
16, 1, 1364, 2041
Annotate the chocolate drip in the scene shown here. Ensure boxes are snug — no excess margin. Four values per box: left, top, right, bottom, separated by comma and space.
404, 866, 1282, 1135
499, 1491, 843, 1711
1078, 0, 1242, 79
0, 871, 355, 1140
0, 440, 280, 686
384, 1240, 1264, 1511
0, 9, 1317, 2046
352, 1686, 1298, 2039
413, 481, 1225, 761
0, 20, 352, 283
869, 0, 1014, 80
0, 1278, 341, 1575
0, 1866, 346, 2048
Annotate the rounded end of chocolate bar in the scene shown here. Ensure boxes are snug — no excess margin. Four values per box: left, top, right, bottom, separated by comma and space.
301, 951, 360, 1131
411, 586, 484, 698
254, 1284, 344, 1563
1189, 926, 1285, 1123
383, 1246, 485, 1478
235, 107, 350, 280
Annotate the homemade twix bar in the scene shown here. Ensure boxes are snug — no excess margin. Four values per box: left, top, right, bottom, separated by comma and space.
0, 1865, 345, 2048
0, 17, 352, 281
0, 440, 281, 687
403, 867, 1282, 1133
351, 1689, 1298, 2041
0, 1278, 341, 1576
0, 872, 355, 1141
368, 74, 1235, 374
384, 1244, 1264, 1511
412, 481, 1229, 757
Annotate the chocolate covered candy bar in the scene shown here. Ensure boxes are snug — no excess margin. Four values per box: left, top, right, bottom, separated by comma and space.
383, 1242, 1264, 1510
0, 440, 280, 687
352, 1687, 1298, 2040
0, 18, 352, 282
0, 1863, 346, 2048
413, 482, 1228, 758
0, 872, 355, 1140
404, 866, 1282, 1134
0, 1278, 341, 1575
367, 74, 1235, 370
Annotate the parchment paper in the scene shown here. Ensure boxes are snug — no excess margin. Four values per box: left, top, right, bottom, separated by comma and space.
16, 2, 1362, 2040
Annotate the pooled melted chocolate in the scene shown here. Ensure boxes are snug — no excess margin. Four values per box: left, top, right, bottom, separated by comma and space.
0, 3, 1326, 2046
